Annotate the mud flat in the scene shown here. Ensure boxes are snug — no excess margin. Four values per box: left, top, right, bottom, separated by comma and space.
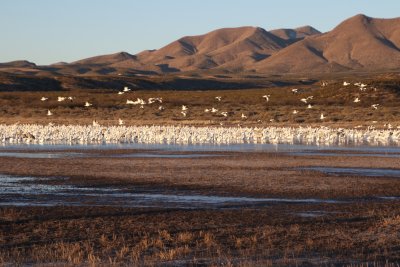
0, 145, 399, 266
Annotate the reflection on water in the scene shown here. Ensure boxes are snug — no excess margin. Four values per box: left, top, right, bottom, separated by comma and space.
0, 174, 346, 208
0, 152, 84, 159
113, 153, 220, 158
303, 167, 400, 177
289, 152, 400, 158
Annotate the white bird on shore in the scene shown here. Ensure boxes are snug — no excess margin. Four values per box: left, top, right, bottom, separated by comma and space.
204, 108, 210, 113
68, 96, 74, 101
158, 106, 165, 111
215, 96, 222, 101
307, 104, 313, 109
47, 110, 52, 116
181, 111, 187, 117
293, 110, 298, 114
221, 111, 228, 117
92, 120, 99, 126
371, 104, 379, 110
182, 105, 188, 111
343, 81, 350, 86
41, 97, 48, 101
354, 97, 360, 103
300, 98, 308, 104
148, 97, 162, 104
127, 98, 145, 105
118, 91, 124, 95
57, 97, 66, 102
211, 107, 218, 113
292, 88, 298, 93
85, 101, 92, 107
123, 86, 131, 92
241, 113, 247, 119
320, 113, 325, 120
262, 95, 270, 101
118, 118, 124, 125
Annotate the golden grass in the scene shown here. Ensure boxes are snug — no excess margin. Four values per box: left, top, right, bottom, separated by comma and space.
0, 77, 399, 127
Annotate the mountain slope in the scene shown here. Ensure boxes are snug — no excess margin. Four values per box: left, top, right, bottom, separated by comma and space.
270, 26, 321, 42
256, 14, 400, 73
135, 26, 290, 71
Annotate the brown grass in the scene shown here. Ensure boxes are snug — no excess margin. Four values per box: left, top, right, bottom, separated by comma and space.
0, 77, 399, 127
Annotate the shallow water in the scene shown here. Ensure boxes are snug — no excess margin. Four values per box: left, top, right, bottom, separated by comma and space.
0, 174, 346, 208
289, 151, 400, 158
113, 153, 220, 158
0, 152, 84, 158
303, 167, 400, 177
3, 143, 400, 153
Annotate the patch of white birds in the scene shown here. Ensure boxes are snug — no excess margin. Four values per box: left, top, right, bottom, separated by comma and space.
36, 82, 388, 136
1, 124, 399, 146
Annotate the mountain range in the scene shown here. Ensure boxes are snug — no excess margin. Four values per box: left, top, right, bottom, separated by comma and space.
1, 14, 399, 76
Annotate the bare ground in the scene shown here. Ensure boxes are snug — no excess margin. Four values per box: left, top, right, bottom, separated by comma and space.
0, 150, 399, 265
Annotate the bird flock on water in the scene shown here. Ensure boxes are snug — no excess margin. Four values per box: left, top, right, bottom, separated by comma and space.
1, 124, 399, 146
3, 81, 397, 146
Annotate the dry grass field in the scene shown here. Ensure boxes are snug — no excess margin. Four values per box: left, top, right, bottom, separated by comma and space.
0, 72, 399, 265
0, 150, 399, 265
0, 75, 399, 128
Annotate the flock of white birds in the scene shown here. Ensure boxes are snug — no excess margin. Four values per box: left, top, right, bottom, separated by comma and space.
40, 82, 384, 125
0, 124, 399, 146
2, 82, 398, 146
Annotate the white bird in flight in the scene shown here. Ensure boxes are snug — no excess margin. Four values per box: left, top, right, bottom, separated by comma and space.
262, 95, 270, 101
182, 105, 188, 111
215, 96, 222, 101
371, 104, 379, 110
221, 111, 228, 117
291, 88, 298, 93
241, 113, 247, 119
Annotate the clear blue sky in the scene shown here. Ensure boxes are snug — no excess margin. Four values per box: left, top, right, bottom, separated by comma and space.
1, 0, 399, 65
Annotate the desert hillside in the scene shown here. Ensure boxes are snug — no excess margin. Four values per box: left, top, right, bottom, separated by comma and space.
0, 14, 399, 77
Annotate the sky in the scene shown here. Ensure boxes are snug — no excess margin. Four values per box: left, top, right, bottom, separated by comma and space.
1, 0, 399, 65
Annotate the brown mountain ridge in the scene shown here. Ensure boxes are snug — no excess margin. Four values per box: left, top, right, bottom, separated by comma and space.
1, 14, 399, 76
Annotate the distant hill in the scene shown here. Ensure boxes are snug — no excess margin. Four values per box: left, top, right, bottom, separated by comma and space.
0, 60, 37, 68
255, 14, 400, 73
269, 26, 321, 42
1, 14, 399, 76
